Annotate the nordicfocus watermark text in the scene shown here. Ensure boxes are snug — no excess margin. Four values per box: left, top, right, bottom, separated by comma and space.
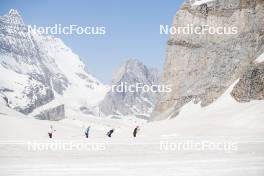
89, 82, 172, 93
27, 141, 106, 151
160, 140, 238, 152
28, 24, 106, 35
160, 24, 238, 35
110, 82, 171, 93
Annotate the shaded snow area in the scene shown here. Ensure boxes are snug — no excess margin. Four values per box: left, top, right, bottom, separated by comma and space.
0, 82, 264, 176
255, 52, 264, 63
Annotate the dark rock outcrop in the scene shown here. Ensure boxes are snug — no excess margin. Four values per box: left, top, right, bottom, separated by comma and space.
231, 62, 264, 102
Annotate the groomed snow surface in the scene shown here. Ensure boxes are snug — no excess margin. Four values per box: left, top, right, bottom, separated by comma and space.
0, 82, 264, 176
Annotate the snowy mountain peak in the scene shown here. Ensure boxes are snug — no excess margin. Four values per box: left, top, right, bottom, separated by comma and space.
5, 9, 23, 25
126, 58, 143, 67
125, 59, 145, 73
9, 9, 20, 16
112, 59, 157, 85
100, 59, 160, 119
0, 9, 106, 119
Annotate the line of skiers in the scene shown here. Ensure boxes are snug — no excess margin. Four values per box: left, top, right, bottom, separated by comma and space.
48, 125, 140, 139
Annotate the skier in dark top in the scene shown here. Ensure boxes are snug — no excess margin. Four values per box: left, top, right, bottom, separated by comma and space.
133, 126, 140, 137
85, 126, 90, 138
107, 128, 115, 138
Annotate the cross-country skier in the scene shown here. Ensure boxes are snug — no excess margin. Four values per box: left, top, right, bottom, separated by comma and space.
85, 126, 90, 138
48, 125, 55, 138
107, 128, 115, 138
133, 126, 140, 137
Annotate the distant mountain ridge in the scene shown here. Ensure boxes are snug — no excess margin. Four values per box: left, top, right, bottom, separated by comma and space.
0, 9, 160, 120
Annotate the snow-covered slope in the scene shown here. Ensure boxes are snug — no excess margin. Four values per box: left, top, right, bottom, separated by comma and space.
191, 0, 215, 6
0, 9, 107, 119
0, 99, 145, 140
0, 85, 264, 176
2, 79, 263, 138
145, 81, 264, 136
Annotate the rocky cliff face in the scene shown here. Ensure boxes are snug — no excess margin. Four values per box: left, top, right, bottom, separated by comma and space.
99, 59, 160, 119
0, 9, 106, 120
151, 0, 264, 121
